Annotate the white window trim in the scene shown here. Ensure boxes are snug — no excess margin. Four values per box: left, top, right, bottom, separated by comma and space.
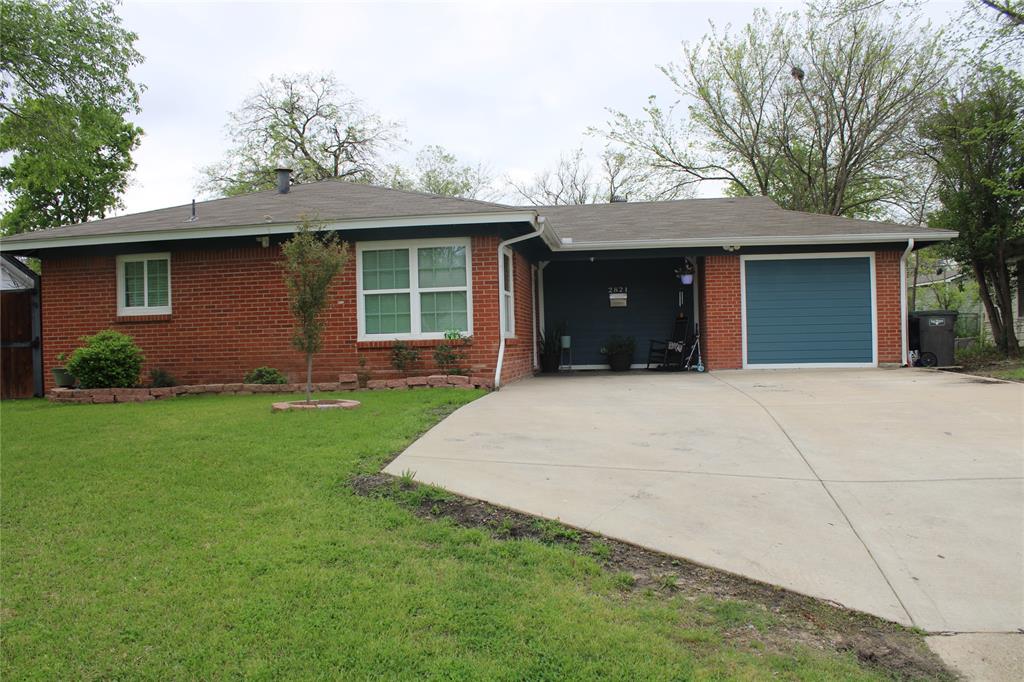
740, 252, 878, 369
502, 248, 515, 338
116, 253, 172, 316
356, 237, 473, 341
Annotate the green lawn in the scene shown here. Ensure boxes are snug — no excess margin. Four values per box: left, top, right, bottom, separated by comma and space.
2, 391, 894, 679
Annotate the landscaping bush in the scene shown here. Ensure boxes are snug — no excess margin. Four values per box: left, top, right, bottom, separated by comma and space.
148, 368, 178, 388
433, 330, 471, 375
244, 366, 288, 384
955, 339, 1004, 369
391, 341, 420, 374
65, 330, 145, 389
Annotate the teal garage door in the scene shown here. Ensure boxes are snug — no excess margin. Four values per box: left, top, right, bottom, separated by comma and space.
743, 257, 874, 366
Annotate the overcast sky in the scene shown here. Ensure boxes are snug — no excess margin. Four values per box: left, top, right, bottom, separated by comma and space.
116, 0, 961, 215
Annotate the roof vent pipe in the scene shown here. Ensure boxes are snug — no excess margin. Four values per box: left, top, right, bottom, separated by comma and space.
276, 166, 292, 194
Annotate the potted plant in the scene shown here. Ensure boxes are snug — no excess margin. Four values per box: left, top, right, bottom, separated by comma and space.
602, 335, 635, 372
539, 328, 563, 373
51, 353, 75, 388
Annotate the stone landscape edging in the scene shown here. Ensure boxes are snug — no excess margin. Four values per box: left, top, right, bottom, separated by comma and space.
48, 373, 492, 404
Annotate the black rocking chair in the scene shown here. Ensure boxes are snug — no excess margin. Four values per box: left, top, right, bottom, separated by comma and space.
647, 317, 692, 371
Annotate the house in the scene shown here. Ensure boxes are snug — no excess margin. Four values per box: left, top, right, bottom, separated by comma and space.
0, 171, 957, 391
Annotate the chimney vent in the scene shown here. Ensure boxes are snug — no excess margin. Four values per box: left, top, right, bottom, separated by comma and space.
275, 166, 292, 194
610, 195, 627, 203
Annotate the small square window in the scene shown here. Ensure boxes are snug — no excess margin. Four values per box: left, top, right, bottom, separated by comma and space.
117, 254, 171, 315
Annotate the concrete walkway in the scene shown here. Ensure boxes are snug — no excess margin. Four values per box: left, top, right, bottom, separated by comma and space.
386, 370, 1023, 675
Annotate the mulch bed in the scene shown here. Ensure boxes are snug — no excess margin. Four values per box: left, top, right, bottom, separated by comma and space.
352, 471, 953, 681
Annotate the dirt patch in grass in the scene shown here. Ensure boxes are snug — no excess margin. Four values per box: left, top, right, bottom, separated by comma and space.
352, 472, 952, 681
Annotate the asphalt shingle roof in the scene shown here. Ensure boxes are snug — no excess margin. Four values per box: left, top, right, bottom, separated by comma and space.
0, 180, 518, 244
536, 197, 954, 245
0, 179, 957, 248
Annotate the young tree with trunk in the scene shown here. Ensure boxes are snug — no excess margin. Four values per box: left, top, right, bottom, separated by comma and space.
282, 217, 350, 402
600, 0, 949, 217
0, 0, 144, 234
920, 66, 1023, 357
200, 72, 404, 196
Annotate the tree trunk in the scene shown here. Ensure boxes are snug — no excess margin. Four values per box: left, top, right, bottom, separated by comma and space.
306, 352, 313, 404
992, 260, 1021, 357
974, 261, 1008, 353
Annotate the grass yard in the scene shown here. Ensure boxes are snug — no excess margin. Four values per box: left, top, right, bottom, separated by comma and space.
2, 390, 922, 680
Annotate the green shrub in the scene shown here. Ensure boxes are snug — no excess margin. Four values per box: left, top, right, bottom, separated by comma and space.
65, 330, 145, 389
244, 366, 288, 384
148, 368, 177, 388
955, 340, 1003, 369
391, 341, 421, 374
434, 330, 471, 375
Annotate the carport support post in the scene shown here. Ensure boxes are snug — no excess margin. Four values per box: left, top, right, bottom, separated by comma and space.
900, 238, 914, 367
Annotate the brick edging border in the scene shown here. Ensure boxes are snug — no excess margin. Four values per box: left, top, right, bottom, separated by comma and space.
48, 373, 493, 404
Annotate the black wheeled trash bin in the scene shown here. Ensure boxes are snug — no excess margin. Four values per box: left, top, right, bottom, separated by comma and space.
909, 310, 958, 367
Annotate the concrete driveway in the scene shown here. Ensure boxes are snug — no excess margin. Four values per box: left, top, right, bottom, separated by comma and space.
386, 371, 1023, 661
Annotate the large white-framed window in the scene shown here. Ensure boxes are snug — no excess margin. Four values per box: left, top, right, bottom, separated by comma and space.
116, 253, 171, 316
502, 249, 515, 337
356, 238, 472, 340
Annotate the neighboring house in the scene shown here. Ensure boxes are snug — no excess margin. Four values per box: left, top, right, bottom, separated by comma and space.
0, 173, 956, 391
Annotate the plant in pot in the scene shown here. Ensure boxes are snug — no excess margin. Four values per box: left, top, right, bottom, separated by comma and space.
602, 335, 635, 372
539, 327, 564, 373
51, 352, 76, 388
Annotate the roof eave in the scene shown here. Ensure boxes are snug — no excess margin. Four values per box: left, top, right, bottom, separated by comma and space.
551, 231, 958, 251
0, 210, 541, 252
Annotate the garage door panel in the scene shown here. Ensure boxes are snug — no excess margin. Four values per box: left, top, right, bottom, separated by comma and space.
744, 257, 874, 366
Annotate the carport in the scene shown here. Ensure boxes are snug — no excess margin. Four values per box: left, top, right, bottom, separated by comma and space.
528, 198, 956, 372
540, 254, 697, 369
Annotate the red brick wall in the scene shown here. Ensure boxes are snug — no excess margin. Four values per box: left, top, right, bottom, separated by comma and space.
875, 249, 902, 364
41, 234, 537, 390
701, 255, 743, 369
498, 249, 537, 385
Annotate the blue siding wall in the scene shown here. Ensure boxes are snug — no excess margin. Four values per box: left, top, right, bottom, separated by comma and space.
744, 257, 873, 365
544, 259, 693, 366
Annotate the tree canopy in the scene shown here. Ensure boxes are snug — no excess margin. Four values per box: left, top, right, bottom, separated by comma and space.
600, 0, 950, 217
382, 145, 494, 199
921, 66, 1024, 355
200, 72, 404, 196
0, 0, 144, 233
507, 148, 690, 205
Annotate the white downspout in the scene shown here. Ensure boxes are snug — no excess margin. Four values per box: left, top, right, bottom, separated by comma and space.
900, 238, 915, 367
495, 216, 547, 388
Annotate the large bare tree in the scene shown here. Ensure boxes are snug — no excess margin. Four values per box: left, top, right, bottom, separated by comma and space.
600, 0, 950, 217
200, 72, 404, 196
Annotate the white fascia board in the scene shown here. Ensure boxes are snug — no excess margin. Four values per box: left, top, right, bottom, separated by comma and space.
0, 210, 540, 252
550, 232, 958, 251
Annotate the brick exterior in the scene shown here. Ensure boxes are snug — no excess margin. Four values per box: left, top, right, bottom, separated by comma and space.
699, 250, 905, 369
701, 255, 743, 370
874, 249, 903, 365
41, 234, 537, 391
40, 238, 904, 388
